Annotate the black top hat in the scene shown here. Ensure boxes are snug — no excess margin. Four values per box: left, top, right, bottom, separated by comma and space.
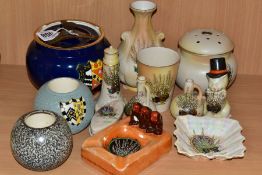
206, 57, 228, 78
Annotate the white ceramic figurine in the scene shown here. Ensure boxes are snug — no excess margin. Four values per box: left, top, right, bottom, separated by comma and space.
205, 58, 230, 118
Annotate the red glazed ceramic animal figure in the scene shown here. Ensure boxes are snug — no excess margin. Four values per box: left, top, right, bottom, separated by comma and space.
139, 106, 151, 129
129, 103, 163, 135
148, 111, 163, 135
129, 102, 142, 125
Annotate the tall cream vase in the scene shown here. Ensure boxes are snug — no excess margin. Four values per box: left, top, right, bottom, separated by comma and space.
118, 1, 165, 90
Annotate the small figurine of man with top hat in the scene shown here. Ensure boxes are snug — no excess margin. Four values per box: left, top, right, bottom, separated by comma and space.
205, 57, 231, 118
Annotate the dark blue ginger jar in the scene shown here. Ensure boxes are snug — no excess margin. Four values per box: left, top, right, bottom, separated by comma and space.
26, 20, 110, 92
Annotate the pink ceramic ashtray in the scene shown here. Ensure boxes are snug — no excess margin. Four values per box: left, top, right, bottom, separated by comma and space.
81, 117, 172, 175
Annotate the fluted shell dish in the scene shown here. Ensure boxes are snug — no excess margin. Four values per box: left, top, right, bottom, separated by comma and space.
174, 115, 246, 160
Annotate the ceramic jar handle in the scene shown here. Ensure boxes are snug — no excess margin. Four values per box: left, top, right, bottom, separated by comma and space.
156, 32, 165, 41
193, 83, 203, 102
120, 31, 131, 42
144, 84, 152, 107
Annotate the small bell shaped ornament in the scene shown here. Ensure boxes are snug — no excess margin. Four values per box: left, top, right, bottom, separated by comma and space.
95, 46, 125, 111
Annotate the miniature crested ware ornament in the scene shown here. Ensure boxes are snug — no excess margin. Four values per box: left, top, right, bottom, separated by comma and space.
124, 76, 156, 116
129, 102, 163, 135
34, 77, 95, 134
26, 19, 110, 91
90, 47, 124, 135
11, 110, 73, 171
95, 46, 124, 111
118, 0, 165, 89
174, 115, 246, 160
176, 29, 237, 91
170, 79, 205, 118
89, 100, 124, 135
137, 47, 180, 112
81, 117, 171, 175
205, 58, 231, 118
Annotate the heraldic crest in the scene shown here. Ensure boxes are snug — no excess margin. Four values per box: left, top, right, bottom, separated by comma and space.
76, 59, 103, 90
60, 97, 86, 126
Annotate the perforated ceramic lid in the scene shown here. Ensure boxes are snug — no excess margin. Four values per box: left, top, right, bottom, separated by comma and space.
179, 29, 234, 55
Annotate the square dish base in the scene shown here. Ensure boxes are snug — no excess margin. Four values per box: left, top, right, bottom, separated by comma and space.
81, 117, 172, 175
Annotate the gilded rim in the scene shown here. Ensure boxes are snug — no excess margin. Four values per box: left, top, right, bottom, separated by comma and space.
178, 45, 233, 57
130, 1, 156, 13
33, 19, 105, 50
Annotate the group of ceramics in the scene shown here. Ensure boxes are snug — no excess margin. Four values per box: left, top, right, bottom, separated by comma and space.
10, 1, 246, 174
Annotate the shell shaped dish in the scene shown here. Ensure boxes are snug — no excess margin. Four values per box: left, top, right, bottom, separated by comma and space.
174, 115, 246, 160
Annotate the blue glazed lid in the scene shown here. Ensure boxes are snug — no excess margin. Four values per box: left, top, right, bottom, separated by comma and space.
34, 20, 105, 50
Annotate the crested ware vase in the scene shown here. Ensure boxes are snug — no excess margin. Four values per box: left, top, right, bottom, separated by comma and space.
90, 47, 124, 135
95, 46, 124, 111
118, 0, 165, 89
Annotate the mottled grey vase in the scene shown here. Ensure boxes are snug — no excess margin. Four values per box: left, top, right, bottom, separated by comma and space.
34, 77, 95, 134
10, 110, 73, 171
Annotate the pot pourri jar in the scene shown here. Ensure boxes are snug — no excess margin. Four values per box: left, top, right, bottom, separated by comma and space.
176, 29, 237, 91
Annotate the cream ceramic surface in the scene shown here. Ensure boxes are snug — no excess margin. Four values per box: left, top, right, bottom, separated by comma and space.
170, 79, 205, 118
118, 0, 165, 89
48, 77, 79, 93
136, 76, 156, 111
24, 113, 56, 128
137, 47, 180, 112
174, 115, 246, 160
179, 29, 234, 55
89, 100, 124, 135
177, 29, 237, 91
205, 74, 231, 118
95, 46, 124, 111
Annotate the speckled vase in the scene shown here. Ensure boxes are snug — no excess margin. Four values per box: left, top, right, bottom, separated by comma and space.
10, 110, 73, 171
34, 77, 95, 134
